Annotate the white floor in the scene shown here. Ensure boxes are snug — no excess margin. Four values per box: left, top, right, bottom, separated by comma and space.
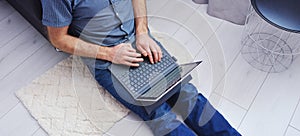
1, 0, 300, 135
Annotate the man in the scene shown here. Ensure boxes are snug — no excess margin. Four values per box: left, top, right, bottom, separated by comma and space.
41, 0, 241, 135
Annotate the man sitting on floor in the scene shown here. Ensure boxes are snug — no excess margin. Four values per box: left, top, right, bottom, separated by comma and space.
41, 0, 241, 135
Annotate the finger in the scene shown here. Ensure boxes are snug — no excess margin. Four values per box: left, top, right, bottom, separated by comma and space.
124, 61, 140, 67
156, 45, 163, 62
127, 52, 142, 58
149, 40, 162, 62
133, 57, 144, 62
146, 47, 154, 64
150, 45, 158, 63
136, 45, 148, 56
124, 56, 144, 62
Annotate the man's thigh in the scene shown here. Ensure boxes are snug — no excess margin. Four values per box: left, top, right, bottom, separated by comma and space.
166, 83, 199, 115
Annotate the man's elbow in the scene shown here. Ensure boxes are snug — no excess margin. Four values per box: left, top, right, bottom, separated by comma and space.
46, 26, 71, 51
48, 37, 63, 49
48, 36, 72, 53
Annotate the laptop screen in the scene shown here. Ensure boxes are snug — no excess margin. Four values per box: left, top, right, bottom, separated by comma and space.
180, 61, 202, 77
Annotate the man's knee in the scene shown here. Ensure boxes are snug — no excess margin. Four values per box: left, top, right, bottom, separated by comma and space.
181, 83, 198, 96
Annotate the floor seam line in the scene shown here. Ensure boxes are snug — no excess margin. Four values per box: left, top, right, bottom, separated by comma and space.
237, 72, 270, 129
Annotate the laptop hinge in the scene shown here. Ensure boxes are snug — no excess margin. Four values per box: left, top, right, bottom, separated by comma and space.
171, 56, 177, 62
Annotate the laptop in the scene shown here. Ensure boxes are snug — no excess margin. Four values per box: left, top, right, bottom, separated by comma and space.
109, 45, 202, 102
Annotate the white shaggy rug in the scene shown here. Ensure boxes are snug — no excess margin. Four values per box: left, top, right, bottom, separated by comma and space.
15, 56, 129, 136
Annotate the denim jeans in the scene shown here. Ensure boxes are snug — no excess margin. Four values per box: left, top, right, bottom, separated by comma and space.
93, 68, 241, 136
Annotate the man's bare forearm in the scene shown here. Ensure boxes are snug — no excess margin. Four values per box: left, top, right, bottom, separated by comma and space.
132, 0, 162, 63
47, 26, 110, 61
132, 0, 148, 34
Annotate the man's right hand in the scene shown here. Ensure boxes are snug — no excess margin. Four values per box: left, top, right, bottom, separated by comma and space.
106, 43, 144, 67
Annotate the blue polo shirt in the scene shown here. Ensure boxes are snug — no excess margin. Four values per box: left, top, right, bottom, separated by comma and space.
41, 0, 135, 69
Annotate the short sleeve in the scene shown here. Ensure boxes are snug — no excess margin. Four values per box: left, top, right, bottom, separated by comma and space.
41, 0, 73, 27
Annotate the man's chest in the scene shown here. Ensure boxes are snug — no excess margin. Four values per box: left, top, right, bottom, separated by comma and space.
72, 0, 132, 19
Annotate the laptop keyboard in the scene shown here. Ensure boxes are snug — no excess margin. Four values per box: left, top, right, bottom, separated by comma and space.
140, 67, 182, 98
116, 53, 177, 98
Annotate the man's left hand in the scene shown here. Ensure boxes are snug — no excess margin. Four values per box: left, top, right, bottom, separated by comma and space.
135, 33, 162, 64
